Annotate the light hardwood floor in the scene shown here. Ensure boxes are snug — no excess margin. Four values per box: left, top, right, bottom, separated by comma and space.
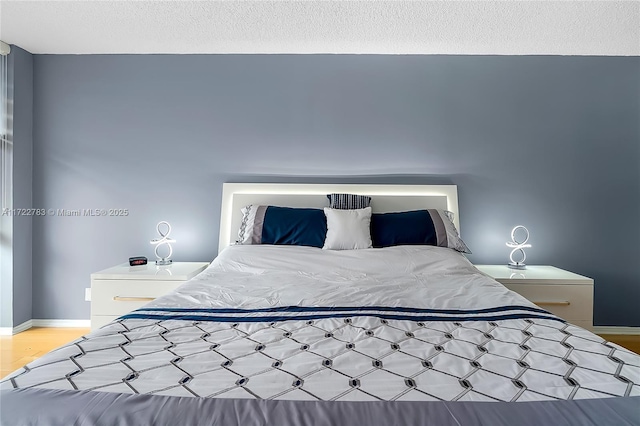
1, 328, 639, 379
1, 327, 89, 378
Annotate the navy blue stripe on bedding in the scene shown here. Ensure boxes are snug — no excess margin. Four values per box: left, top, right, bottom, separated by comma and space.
133, 304, 552, 316
119, 311, 565, 324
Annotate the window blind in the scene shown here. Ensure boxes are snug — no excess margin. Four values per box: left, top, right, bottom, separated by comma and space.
0, 49, 10, 211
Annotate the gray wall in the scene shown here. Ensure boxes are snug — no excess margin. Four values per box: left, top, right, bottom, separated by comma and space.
31, 55, 639, 326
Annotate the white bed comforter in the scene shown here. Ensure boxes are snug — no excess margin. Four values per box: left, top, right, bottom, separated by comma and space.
151, 245, 538, 314
2, 246, 639, 403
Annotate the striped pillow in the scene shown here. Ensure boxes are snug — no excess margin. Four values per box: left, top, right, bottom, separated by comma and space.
326, 193, 372, 210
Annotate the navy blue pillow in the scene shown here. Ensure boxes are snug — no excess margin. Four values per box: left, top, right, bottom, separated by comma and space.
371, 210, 437, 248
261, 206, 327, 248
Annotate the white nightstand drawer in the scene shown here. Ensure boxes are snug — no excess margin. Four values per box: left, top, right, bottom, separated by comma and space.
504, 283, 593, 322
91, 315, 120, 329
567, 320, 593, 330
91, 279, 182, 315
90, 262, 209, 330
474, 265, 594, 330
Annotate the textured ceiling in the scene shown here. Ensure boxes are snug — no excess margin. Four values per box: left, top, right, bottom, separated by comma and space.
0, 1, 638, 55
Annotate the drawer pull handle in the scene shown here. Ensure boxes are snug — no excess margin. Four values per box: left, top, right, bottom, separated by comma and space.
113, 296, 155, 302
534, 301, 570, 306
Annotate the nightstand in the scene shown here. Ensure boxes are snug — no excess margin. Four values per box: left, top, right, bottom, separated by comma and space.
474, 265, 594, 330
91, 262, 209, 330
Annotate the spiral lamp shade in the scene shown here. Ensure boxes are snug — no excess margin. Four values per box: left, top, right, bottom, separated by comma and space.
150, 221, 176, 265
506, 225, 531, 269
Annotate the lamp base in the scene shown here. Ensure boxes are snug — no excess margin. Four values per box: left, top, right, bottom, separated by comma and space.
508, 262, 526, 270
156, 259, 172, 266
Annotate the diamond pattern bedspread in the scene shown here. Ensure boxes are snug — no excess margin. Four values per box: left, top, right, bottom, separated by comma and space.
2, 312, 639, 402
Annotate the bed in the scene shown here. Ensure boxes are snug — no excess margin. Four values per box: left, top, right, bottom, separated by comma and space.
1, 184, 639, 426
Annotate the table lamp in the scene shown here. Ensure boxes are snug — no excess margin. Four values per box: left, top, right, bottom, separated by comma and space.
506, 225, 531, 269
150, 221, 176, 265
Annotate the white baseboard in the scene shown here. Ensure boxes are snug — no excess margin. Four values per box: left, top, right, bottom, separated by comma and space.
31, 319, 91, 328
0, 319, 91, 335
0, 319, 33, 336
14, 319, 33, 334
593, 326, 640, 335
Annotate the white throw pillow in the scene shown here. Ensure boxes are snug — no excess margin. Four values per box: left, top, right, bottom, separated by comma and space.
323, 207, 373, 250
